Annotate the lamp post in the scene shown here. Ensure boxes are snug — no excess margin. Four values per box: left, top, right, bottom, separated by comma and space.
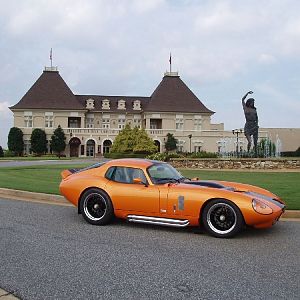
188, 134, 192, 153
232, 129, 243, 157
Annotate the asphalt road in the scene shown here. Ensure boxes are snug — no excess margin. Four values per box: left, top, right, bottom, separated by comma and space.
0, 198, 299, 300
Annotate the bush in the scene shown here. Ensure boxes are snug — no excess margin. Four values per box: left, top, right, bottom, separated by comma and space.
0, 146, 4, 157
8, 127, 24, 156
188, 151, 218, 158
4, 150, 15, 157
146, 152, 184, 161
281, 147, 300, 157
104, 152, 147, 159
30, 128, 47, 156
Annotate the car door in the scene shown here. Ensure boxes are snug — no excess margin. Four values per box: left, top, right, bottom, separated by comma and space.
105, 166, 160, 214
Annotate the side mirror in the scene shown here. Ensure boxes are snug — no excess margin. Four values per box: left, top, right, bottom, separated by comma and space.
133, 177, 148, 187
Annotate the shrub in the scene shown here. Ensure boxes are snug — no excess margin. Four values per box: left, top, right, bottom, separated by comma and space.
146, 152, 184, 161
30, 128, 47, 156
111, 125, 157, 154
104, 152, 147, 159
165, 133, 178, 152
188, 151, 218, 158
281, 147, 300, 157
8, 127, 24, 156
50, 125, 66, 158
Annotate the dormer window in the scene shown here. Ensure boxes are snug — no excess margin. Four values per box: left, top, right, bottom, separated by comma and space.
118, 99, 126, 110
86, 98, 95, 110
102, 99, 110, 110
133, 100, 141, 110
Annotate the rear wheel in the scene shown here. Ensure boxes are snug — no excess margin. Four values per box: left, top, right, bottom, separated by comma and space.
80, 188, 113, 225
202, 199, 244, 238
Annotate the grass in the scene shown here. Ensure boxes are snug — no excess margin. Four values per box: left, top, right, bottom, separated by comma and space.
0, 156, 70, 161
0, 164, 299, 209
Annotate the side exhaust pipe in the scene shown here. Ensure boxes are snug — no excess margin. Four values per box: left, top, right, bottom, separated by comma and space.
127, 215, 189, 228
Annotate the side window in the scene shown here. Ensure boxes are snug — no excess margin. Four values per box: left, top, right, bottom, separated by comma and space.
105, 167, 116, 180
108, 167, 148, 184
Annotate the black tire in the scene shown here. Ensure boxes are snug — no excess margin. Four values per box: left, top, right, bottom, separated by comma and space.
80, 188, 114, 225
202, 199, 244, 238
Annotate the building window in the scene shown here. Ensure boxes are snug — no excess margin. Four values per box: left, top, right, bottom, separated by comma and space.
23, 140, 31, 154
102, 99, 110, 110
118, 115, 126, 129
176, 115, 184, 130
150, 119, 162, 129
24, 116, 33, 128
68, 117, 81, 128
102, 114, 110, 129
118, 100, 126, 110
24, 111, 33, 127
86, 114, 94, 128
133, 100, 141, 110
194, 115, 202, 130
86, 98, 95, 110
45, 112, 53, 128
133, 115, 141, 128
194, 145, 202, 152
177, 140, 185, 152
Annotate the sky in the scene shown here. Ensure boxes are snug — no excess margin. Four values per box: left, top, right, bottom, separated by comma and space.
1, 0, 300, 148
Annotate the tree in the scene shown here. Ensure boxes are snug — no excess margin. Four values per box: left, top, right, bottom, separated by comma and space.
133, 128, 157, 154
30, 128, 47, 156
50, 125, 66, 158
165, 133, 178, 152
0, 146, 4, 157
8, 127, 24, 156
111, 124, 135, 153
111, 125, 157, 154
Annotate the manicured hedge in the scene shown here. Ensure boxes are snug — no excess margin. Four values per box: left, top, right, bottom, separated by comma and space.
104, 152, 147, 159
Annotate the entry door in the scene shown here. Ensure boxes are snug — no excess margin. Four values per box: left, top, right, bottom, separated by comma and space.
70, 145, 79, 157
86, 145, 94, 157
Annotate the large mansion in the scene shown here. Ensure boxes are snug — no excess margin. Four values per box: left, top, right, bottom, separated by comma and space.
10, 67, 299, 157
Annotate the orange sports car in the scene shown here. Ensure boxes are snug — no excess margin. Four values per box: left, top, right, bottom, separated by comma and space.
59, 158, 285, 238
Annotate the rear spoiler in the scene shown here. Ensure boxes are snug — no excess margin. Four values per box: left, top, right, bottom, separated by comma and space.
61, 169, 78, 180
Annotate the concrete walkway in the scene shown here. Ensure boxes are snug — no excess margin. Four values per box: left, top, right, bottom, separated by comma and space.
0, 288, 19, 299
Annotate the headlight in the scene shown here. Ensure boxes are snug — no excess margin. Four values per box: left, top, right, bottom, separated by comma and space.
252, 198, 273, 215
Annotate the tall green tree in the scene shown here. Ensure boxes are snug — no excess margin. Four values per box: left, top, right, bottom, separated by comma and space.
0, 146, 4, 157
8, 127, 24, 156
111, 125, 157, 154
133, 128, 157, 154
30, 128, 47, 156
165, 133, 178, 152
111, 124, 136, 153
50, 125, 66, 158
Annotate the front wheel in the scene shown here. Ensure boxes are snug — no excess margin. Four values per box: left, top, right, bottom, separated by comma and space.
202, 199, 244, 238
80, 188, 114, 225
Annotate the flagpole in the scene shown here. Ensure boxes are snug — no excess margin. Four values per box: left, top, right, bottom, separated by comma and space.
50, 48, 53, 68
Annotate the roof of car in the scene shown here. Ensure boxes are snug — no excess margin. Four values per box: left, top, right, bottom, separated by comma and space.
104, 158, 162, 168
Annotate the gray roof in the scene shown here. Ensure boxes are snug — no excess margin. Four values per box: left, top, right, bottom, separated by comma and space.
10, 69, 214, 115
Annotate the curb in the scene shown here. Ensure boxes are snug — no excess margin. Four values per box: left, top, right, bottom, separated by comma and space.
0, 188, 299, 220
0, 288, 19, 299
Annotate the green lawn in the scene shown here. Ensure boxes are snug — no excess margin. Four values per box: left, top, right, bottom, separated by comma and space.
0, 165, 299, 209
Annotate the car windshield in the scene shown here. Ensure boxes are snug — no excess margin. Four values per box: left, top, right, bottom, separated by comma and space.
147, 163, 184, 184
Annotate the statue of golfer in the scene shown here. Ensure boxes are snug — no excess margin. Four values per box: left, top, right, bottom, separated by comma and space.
242, 91, 259, 155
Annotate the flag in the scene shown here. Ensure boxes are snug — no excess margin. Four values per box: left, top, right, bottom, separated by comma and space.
169, 53, 171, 65
50, 48, 52, 60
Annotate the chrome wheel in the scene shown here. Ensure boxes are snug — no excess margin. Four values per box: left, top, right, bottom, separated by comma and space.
83, 193, 107, 221
206, 203, 237, 235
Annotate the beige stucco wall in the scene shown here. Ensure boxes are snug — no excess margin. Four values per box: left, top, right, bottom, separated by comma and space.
11, 109, 300, 155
